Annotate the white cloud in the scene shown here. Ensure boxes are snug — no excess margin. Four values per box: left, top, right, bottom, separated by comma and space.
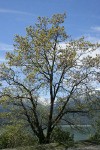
0, 58, 7, 62
38, 97, 49, 105
0, 8, 34, 16
0, 43, 13, 51
58, 42, 66, 49
89, 48, 100, 57
85, 35, 100, 43
95, 88, 100, 91
91, 26, 100, 32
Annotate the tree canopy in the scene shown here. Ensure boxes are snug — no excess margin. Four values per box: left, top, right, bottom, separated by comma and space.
0, 13, 100, 144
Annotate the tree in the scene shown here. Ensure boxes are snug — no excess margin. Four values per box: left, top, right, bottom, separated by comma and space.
0, 13, 100, 144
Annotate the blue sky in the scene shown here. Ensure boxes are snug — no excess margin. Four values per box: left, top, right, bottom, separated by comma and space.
0, 0, 100, 62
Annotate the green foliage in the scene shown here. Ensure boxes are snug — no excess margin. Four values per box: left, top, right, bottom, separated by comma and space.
51, 127, 74, 148
90, 132, 100, 144
89, 120, 100, 144
95, 119, 100, 133
0, 125, 37, 149
0, 13, 100, 144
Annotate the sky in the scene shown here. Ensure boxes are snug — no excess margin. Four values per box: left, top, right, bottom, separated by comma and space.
0, 0, 100, 62
0, 0, 100, 97
0, 0, 99, 63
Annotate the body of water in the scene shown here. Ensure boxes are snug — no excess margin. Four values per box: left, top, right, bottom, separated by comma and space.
62, 125, 95, 141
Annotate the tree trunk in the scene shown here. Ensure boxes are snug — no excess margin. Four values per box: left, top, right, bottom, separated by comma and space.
38, 136, 50, 144
38, 129, 51, 144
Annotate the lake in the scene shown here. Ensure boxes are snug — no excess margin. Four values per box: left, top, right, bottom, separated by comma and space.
62, 125, 95, 141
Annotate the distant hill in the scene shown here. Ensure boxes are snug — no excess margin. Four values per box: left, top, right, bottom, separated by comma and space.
0, 92, 100, 126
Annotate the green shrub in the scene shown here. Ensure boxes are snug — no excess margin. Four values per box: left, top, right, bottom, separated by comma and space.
90, 132, 100, 144
89, 119, 100, 144
51, 126, 74, 148
0, 125, 37, 149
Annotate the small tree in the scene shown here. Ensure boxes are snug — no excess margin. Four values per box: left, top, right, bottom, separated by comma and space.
0, 13, 100, 144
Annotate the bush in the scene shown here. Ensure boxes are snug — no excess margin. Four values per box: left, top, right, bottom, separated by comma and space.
0, 125, 37, 149
90, 132, 100, 144
89, 119, 100, 144
51, 126, 74, 148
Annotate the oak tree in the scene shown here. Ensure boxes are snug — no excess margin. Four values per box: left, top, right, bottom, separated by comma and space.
0, 14, 100, 144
